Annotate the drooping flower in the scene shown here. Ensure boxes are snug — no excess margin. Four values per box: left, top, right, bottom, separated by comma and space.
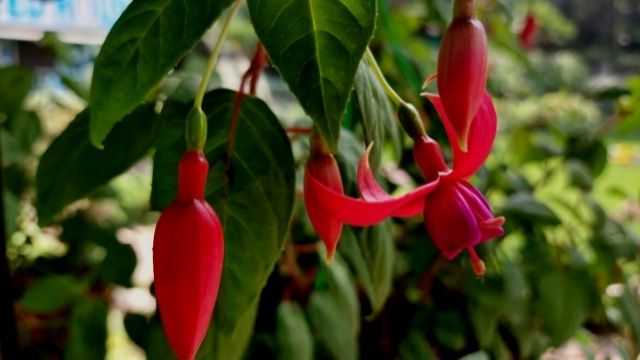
303, 132, 344, 260
519, 13, 538, 50
437, 1, 488, 151
304, 92, 504, 274
153, 150, 224, 360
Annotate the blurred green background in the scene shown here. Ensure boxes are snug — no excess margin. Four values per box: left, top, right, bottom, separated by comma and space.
1, 0, 640, 359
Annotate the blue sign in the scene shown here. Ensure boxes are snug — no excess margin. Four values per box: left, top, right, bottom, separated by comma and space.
0, 0, 130, 43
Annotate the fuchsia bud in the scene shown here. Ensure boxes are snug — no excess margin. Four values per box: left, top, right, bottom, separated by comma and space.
437, 0, 488, 152
303, 133, 344, 260
519, 13, 538, 50
412, 136, 448, 182
153, 151, 224, 360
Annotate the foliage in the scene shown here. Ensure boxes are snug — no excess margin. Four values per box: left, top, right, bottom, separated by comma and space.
1, 0, 640, 359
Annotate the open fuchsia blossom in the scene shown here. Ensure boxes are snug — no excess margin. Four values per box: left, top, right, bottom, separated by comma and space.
304, 92, 504, 275
153, 150, 224, 360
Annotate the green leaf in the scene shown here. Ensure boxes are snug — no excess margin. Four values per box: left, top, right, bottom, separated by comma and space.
89, 0, 233, 146
566, 159, 593, 191
64, 299, 108, 360
501, 192, 561, 225
353, 58, 401, 168
398, 331, 437, 360
434, 310, 466, 351
335, 129, 365, 191
36, 105, 157, 224
99, 241, 137, 287
248, 0, 377, 151
4, 110, 41, 153
145, 317, 177, 360
308, 259, 359, 360
0, 65, 34, 115
124, 313, 150, 350
151, 89, 295, 356
20, 275, 83, 313
276, 302, 313, 360
618, 285, 640, 347
197, 300, 259, 360
468, 304, 498, 348
458, 351, 491, 360
338, 222, 394, 317
538, 270, 591, 346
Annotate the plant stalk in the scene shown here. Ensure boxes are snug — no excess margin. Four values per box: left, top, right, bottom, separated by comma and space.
193, 0, 243, 110
365, 48, 406, 107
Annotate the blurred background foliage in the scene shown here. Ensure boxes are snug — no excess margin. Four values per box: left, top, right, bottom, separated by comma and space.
1, 0, 640, 359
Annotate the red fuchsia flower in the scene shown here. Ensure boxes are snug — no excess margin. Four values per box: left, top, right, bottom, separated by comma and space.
303, 132, 344, 260
437, 0, 488, 152
519, 13, 538, 50
304, 92, 504, 275
153, 150, 224, 360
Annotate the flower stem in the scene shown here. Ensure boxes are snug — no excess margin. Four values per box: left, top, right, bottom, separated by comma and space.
193, 0, 243, 110
453, 0, 476, 19
365, 48, 405, 107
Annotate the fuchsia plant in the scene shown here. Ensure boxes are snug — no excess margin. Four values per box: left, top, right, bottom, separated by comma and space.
305, 93, 504, 275
303, 0, 503, 275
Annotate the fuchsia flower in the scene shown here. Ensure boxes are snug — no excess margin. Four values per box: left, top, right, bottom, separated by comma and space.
153, 151, 224, 360
437, 4, 488, 152
304, 92, 504, 275
302, 131, 345, 260
519, 13, 538, 50
303, 150, 344, 260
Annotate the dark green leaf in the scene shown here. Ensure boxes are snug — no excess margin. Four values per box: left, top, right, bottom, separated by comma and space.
145, 318, 177, 360
124, 313, 150, 349
566, 159, 593, 191
338, 222, 394, 316
501, 192, 561, 225
434, 310, 466, 351
458, 351, 491, 360
538, 270, 591, 346
197, 300, 259, 360
151, 90, 294, 356
99, 241, 137, 287
20, 275, 83, 313
248, 0, 377, 151
0, 65, 34, 115
468, 304, 498, 348
618, 285, 640, 347
565, 138, 607, 177
353, 58, 401, 168
3, 190, 20, 236
398, 331, 437, 360
276, 302, 313, 360
89, 0, 233, 146
36, 105, 157, 224
308, 259, 359, 360
4, 110, 41, 153
335, 129, 365, 191
64, 299, 108, 360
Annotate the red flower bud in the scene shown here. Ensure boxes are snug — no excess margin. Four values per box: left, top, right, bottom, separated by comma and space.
412, 135, 448, 182
519, 13, 538, 50
303, 134, 344, 260
437, 16, 488, 151
153, 151, 224, 360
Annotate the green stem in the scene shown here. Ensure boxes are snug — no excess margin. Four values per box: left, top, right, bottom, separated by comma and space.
193, 0, 243, 110
365, 48, 405, 107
